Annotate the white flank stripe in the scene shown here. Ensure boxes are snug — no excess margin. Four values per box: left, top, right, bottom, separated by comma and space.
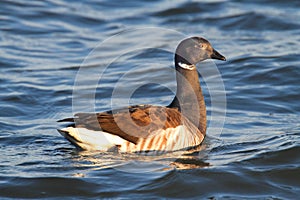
60, 124, 204, 153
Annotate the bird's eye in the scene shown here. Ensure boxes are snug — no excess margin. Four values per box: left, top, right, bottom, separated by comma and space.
195, 44, 206, 49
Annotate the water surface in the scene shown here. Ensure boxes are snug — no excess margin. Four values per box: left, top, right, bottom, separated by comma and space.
0, 0, 299, 199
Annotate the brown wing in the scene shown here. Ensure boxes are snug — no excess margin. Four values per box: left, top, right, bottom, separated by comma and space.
59, 105, 184, 145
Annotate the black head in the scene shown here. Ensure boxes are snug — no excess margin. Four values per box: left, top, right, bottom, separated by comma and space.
175, 37, 226, 66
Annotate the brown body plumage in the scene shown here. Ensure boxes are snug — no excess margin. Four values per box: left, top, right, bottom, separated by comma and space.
58, 36, 226, 153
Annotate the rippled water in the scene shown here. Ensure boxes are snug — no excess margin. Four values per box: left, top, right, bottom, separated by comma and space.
1, 0, 300, 199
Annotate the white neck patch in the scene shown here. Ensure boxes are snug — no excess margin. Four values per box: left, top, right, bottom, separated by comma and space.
178, 62, 195, 70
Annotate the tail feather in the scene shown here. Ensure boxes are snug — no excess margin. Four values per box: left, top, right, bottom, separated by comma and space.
57, 118, 75, 123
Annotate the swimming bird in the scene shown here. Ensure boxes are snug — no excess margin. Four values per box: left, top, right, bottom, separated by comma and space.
57, 37, 226, 153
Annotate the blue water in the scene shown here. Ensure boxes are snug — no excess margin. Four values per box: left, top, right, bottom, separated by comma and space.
1, 0, 300, 199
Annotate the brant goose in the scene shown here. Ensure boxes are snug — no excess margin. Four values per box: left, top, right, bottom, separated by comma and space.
58, 37, 226, 153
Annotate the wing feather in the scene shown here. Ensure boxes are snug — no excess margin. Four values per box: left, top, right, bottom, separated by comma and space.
59, 105, 188, 145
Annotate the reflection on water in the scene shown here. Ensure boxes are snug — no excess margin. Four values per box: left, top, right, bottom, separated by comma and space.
70, 144, 209, 173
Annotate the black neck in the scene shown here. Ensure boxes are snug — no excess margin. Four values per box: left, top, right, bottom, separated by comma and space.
168, 63, 207, 135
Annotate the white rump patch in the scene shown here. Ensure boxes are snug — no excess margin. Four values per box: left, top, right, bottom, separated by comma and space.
59, 127, 125, 151
178, 62, 195, 70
